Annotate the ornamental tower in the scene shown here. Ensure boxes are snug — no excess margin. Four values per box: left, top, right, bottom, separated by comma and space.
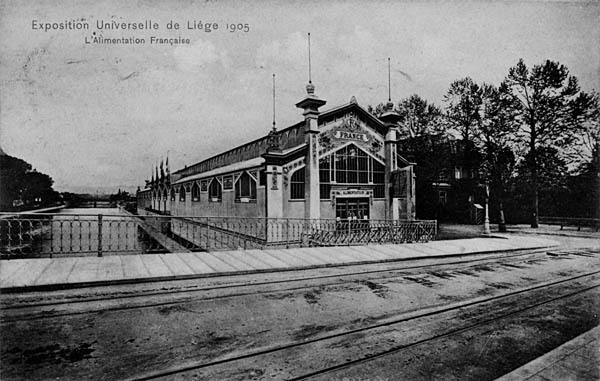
296, 33, 326, 220
379, 58, 402, 220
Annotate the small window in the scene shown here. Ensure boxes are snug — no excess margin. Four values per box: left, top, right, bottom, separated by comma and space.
235, 172, 257, 201
209, 178, 222, 202
191, 182, 200, 202
454, 167, 461, 180
179, 185, 186, 202
439, 190, 447, 204
290, 168, 305, 200
437, 168, 449, 182
170, 188, 175, 201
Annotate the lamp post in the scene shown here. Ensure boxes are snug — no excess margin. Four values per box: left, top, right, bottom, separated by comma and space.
484, 181, 491, 235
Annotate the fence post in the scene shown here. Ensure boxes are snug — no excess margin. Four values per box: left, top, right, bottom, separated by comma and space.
97, 214, 103, 257
286, 219, 290, 249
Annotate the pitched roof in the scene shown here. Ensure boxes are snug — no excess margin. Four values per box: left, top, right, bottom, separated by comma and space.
172, 101, 386, 179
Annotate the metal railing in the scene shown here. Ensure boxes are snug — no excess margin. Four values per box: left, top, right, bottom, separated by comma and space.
539, 216, 600, 231
0, 212, 437, 259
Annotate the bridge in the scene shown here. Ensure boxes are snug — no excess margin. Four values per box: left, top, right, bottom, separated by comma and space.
0, 210, 437, 258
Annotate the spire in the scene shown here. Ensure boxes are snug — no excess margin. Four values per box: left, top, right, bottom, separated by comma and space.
385, 57, 394, 111
305, 32, 316, 95
272, 73, 276, 131
388, 57, 392, 103
267, 73, 281, 152
296, 32, 326, 114
308, 32, 312, 84
380, 57, 401, 126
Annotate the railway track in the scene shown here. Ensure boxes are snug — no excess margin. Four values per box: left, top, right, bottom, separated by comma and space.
2, 247, 590, 321
127, 270, 600, 380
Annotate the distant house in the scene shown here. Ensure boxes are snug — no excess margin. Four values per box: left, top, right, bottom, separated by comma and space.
397, 134, 483, 222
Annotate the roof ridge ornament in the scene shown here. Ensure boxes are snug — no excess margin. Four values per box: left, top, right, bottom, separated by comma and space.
386, 57, 394, 111
295, 33, 326, 114
379, 56, 400, 127
306, 32, 315, 95
267, 73, 281, 152
272, 73, 277, 131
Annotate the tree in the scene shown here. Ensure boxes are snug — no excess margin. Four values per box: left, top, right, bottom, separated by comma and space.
504, 59, 592, 227
476, 82, 519, 231
0, 154, 31, 210
444, 77, 482, 145
368, 94, 447, 136
0, 152, 58, 211
444, 78, 483, 218
512, 146, 570, 218
569, 92, 600, 219
396, 94, 446, 136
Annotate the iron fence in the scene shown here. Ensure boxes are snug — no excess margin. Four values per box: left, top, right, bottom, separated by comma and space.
0, 212, 437, 258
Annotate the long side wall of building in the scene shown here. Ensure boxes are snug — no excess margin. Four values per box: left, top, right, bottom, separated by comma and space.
169, 186, 266, 218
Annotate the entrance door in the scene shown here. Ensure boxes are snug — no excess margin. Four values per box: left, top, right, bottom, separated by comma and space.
335, 198, 370, 220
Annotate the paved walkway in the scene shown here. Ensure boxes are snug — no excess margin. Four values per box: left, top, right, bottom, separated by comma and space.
496, 326, 600, 381
439, 223, 600, 239
0, 235, 558, 292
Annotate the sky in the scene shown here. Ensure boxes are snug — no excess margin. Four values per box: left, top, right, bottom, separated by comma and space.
0, 0, 598, 193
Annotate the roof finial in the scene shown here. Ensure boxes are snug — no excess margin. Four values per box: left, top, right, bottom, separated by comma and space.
272, 73, 276, 131
306, 33, 315, 95
308, 32, 312, 84
268, 73, 280, 151
386, 57, 394, 111
388, 57, 391, 102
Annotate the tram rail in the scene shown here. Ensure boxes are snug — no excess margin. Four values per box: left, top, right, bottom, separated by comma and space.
126, 269, 600, 380
2, 248, 597, 322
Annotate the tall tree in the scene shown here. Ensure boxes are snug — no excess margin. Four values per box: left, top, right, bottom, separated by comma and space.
444, 78, 483, 217
369, 94, 447, 136
444, 77, 482, 145
397, 94, 446, 136
568, 91, 599, 166
391, 95, 455, 220
572, 92, 600, 219
476, 82, 518, 231
504, 59, 593, 227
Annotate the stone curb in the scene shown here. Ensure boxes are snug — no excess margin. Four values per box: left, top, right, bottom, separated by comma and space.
0, 244, 556, 293
495, 325, 600, 381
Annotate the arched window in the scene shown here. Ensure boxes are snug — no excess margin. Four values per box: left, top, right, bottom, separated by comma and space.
179, 185, 186, 202
319, 144, 386, 199
191, 182, 200, 202
290, 168, 305, 200
162, 188, 168, 200
209, 178, 222, 202
170, 187, 175, 201
334, 145, 369, 184
235, 172, 256, 201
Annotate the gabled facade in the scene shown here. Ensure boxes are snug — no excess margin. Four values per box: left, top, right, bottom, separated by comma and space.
138, 85, 416, 221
